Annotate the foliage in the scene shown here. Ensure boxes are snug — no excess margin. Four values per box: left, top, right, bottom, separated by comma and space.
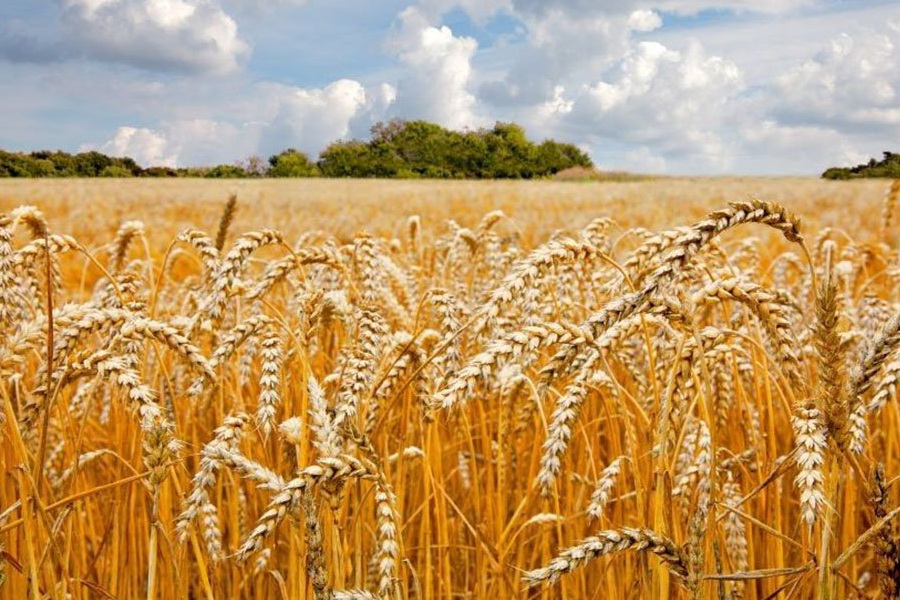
0, 149, 141, 178
0, 121, 591, 179
268, 149, 320, 177
203, 164, 249, 179
319, 119, 593, 179
822, 152, 900, 179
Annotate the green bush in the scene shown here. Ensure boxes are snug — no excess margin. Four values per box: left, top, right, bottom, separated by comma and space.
822, 152, 900, 179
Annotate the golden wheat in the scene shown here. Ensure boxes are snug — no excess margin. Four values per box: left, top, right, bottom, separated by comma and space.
0, 178, 899, 599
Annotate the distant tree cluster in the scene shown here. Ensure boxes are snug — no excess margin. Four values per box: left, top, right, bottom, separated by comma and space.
0, 120, 592, 180
822, 152, 900, 179
317, 120, 592, 178
0, 149, 143, 178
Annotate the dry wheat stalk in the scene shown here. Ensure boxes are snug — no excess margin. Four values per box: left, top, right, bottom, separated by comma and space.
176, 229, 220, 280
523, 527, 690, 586
334, 591, 379, 600
814, 249, 860, 454
690, 278, 803, 390
539, 201, 804, 386
237, 454, 377, 560
474, 237, 599, 333
433, 322, 584, 410
333, 310, 388, 432
587, 456, 625, 521
257, 333, 284, 435
0, 216, 19, 333
109, 220, 145, 273
792, 401, 827, 528
247, 247, 342, 301
722, 477, 749, 574
536, 353, 617, 496
10, 205, 49, 239
215, 194, 237, 253
300, 489, 330, 600
197, 229, 284, 330
871, 464, 900, 599
176, 413, 251, 559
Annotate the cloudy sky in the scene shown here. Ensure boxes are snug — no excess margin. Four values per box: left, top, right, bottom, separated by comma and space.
0, 0, 898, 174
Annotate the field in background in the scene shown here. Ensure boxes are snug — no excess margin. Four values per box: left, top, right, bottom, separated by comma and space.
0, 177, 887, 244
1, 177, 898, 600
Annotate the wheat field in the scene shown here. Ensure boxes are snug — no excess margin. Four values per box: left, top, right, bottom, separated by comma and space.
0, 177, 898, 600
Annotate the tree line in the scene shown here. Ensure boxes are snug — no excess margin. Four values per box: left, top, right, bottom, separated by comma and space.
0, 120, 593, 179
822, 152, 900, 179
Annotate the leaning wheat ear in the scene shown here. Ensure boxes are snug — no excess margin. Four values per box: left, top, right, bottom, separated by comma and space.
523, 527, 690, 587
109, 220, 145, 274
236, 455, 377, 560
214, 194, 237, 253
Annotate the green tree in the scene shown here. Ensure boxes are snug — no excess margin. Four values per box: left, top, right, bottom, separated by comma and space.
268, 149, 320, 177
822, 151, 900, 179
100, 165, 134, 177
72, 151, 114, 177
143, 166, 179, 177
317, 119, 591, 179
205, 164, 249, 178
318, 141, 378, 177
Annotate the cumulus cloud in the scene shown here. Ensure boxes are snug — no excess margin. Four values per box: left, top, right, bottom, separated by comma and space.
774, 25, 900, 132
92, 118, 261, 167
735, 119, 866, 173
98, 126, 176, 166
478, 1, 656, 109
77, 71, 398, 167
260, 79, 395, 158
60, 0, 249, 73
8, 0, 900, 174
628, 10, 662, 33
554, 40, 742, 171
389, 7, 481, 129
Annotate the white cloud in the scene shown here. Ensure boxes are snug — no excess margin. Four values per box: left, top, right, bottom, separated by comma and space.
477, 2, 646, 109
561, 39, 742, 171
261, 79, 395, 158
628, 9, 662, 32
90, 118, 261, 167
60, 0, 249, 73
7, 0, 900, 175
390, 7, 481, 129
98, 126, 176, 166
67, 65, 397, 166
775, 27, 900, 131
735, 119, 864, 173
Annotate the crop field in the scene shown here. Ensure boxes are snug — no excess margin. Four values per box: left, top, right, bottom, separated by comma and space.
1, 177, 899, 600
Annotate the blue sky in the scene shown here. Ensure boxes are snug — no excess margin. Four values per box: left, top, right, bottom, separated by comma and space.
0, 0, 898, 174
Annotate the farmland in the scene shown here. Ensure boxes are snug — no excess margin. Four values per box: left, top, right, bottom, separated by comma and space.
0, 177, 898, 599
